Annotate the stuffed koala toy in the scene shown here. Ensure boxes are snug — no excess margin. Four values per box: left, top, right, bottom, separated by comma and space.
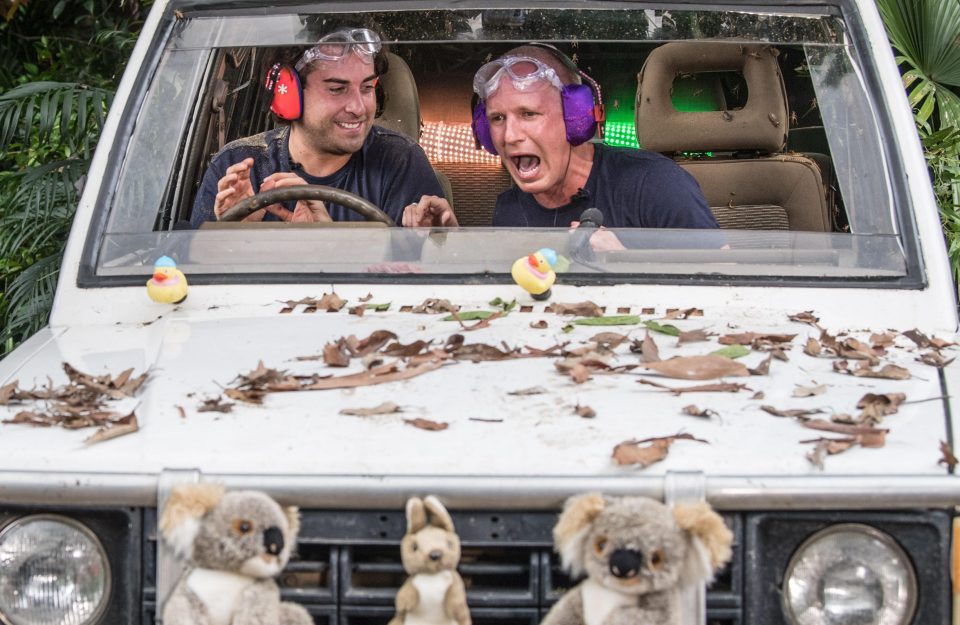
388, 496, 471, 625
543, 493, 733, 625
159, 483, 313, 625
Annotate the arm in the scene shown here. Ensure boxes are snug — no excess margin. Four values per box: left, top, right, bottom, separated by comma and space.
388, 577, 420, 625
444, 572, 471, 625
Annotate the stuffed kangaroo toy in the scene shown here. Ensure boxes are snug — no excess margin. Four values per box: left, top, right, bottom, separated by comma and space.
389, 496, 471, 625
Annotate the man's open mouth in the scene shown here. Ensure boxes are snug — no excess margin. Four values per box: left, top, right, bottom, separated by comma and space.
511, 155, 541, 178
336, 120, 363, 130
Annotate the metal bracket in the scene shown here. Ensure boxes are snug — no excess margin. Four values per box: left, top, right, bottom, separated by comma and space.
155, 468, 202, 623
665, 471, 706, 625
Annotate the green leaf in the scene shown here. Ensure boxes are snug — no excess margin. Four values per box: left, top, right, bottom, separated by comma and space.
52, 0, 66, 19
442, 310, 499, 321
562, 324, 575, 334
642, 319, 681, 335
365, 302, 391, 312
711, 344, 751, 359
573, 315, 642, 326
488, 297, 517, 312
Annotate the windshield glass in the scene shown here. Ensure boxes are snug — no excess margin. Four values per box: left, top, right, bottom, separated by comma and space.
94, 4, 908, 283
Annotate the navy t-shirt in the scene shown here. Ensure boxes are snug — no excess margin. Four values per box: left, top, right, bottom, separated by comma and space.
492, 144, 717, 229
190, 125, 444, 227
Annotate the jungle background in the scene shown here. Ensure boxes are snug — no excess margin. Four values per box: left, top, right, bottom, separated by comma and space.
0, 0, 957, 357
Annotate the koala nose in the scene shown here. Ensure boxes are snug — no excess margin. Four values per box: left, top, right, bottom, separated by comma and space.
263, 526, 285, 556
609, 549, 642, 579
429, 550, 443, 561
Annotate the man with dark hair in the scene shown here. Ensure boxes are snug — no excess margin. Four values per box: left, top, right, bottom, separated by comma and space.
475, 45, 717, 240
191, 28, 456, 227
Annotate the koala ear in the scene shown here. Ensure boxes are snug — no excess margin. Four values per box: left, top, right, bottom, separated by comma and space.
423, 496, 455, 532
673, 502, 733, 584
406, 497, 427, 533
159, 482, 225, 559
284, 506, 301, 537
553, 492, 605, 577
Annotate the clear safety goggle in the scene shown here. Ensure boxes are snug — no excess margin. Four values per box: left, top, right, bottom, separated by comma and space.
295, 28, 382, 71
472, 56, 564, 100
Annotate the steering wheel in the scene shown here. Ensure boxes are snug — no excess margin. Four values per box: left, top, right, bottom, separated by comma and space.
217, 184, 396, 226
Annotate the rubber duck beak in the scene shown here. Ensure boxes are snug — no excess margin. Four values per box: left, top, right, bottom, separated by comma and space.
527, 254, 538, 267
152, 271, 167, 282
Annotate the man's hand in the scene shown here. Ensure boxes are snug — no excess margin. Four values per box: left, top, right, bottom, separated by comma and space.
570, 221, 626, 252
259, 172, 333, 222
402, 195, 458, 227
214, 158, 266, 221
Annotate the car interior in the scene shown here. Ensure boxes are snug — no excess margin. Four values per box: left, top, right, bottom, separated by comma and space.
163, 36, 846, 234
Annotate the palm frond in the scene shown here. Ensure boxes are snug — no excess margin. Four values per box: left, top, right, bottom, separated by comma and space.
0, 82, 113, 158
0, 252, 62, 351
877, 0, 960, 87
0, 159, 84, 259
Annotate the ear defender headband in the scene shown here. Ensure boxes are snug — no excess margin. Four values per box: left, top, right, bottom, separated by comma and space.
471, 44, 606, 155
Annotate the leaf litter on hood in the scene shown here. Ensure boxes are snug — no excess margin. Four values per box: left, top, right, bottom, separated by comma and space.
633, 332, 661, 363
412, 298, 458, 314
663, 308, 703, 320
551, 301, 603, 317
788, 311, 821, 327
198, 397, 235, 413
642, 320, 681, 336
574, 404, 596, 419
638, 379, 750, 395
833, 360, 911, 380
939, 441, 958, 471
682, 405, 717, 418
710, 345, 750, 360
508, 386, 547, 396
84, 412, 139, 445
404, 418, 449, 431
792, 384, 827, 398
574, 315, 641, 326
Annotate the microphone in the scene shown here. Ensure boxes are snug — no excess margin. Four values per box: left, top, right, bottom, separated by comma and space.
570, 207, 604, 263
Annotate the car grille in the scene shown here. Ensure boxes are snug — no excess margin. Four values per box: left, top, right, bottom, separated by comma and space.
141, 509, 744, 625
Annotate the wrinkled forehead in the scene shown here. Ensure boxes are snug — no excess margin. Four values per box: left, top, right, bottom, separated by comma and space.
484, 76, 561, 109
304, 54, 379, 82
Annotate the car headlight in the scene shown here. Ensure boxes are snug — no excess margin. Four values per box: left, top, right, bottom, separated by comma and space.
782, 523, 917, 625
0, 515, 110, 625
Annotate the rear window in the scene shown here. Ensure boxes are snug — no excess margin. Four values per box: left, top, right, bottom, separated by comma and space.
89, 3, 911, 284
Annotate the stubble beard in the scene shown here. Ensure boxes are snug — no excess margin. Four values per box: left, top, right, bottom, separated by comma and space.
299, 115, 371, 158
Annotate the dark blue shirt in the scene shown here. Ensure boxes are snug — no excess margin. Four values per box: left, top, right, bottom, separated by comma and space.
492, 144, 717, 229
191, 125, 444, 227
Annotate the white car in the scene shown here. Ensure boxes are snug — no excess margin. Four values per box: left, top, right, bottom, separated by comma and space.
0, 0, 955, 624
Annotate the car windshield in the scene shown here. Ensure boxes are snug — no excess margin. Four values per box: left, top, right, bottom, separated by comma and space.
91, 3, 911, 284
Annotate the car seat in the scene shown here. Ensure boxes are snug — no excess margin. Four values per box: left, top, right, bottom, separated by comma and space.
377, 52, 455, 206
636, 41, 830, 231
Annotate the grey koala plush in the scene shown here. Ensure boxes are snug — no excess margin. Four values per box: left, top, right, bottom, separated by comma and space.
159, 483, 313, 625
388, 496, 471, 625
542, 493, 733, 625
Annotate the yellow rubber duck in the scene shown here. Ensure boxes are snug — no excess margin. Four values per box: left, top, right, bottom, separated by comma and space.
512, 248, 557, 300
146, 256, 188, 304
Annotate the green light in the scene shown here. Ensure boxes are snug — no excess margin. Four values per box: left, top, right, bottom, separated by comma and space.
603, 121, 639, 148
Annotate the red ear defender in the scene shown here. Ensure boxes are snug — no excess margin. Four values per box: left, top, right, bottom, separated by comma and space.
266, 64, 303, 121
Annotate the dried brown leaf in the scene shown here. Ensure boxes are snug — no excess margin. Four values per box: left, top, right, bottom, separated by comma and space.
677, 328, 713, 344
224, 388, 268, 405
804, 337, 822, 357
761, 405, 825, 418
792, 384, 827, 398
788, 311, 820, 326
382, 339, 431, 357
638, 379, 749, 394
508, 386, 547, 396
404, 418, 449, 431
568, 363, 592, 384
574, 404, 596, 418
552, 301, 603, 317
198, 397, 235, 413
298, 359, 446, 391
751, 391, 765, 400
719, 332, 796, 346
682, 405, 717, 418
636, 331, 661, 363
590, 332, 629, 349
530, 320, 548, 329
412, 298, 458, 314
801, 418, 889, 438
358, 293, 374, 302
918, 351, 956, 368
749, 354, 773, 376
451, 310, 503, 332
612, 433, 708, 467
902, 329, 931, 348
317, 292, 347, 312
351, 330, 399, 356
340, 402, 402, 416
939, 441, 958, 470
324, 342, 350, 367
84, 412, 139, 445
663, 308, 703, 320
870, 332, 896, 348
349, 305, 366, 317
642, 355, 749, 380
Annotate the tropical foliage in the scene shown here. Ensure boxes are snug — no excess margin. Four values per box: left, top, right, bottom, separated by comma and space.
878, 0, 960, 290
0, 0, 147, 355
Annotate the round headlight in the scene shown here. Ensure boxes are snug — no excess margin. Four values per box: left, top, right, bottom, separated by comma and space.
0, 515, 110, 625
782, 523, 917, 625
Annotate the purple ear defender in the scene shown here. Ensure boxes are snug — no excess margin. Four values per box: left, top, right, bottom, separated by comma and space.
472, 82, 598, 155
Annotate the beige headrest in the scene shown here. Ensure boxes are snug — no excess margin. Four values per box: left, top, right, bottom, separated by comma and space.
377, 51, 422, 140
636, 42, 789, 153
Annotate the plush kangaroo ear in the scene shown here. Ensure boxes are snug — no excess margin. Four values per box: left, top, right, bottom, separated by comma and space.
673, 502, 733, 585
159, 482, 225, 559
284, 506, 301, 537
553, 493, 606, 577
406, 497, 427, 533
423, 495, 455, 532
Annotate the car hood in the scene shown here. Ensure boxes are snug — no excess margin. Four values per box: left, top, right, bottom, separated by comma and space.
0, 284, 954, 494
